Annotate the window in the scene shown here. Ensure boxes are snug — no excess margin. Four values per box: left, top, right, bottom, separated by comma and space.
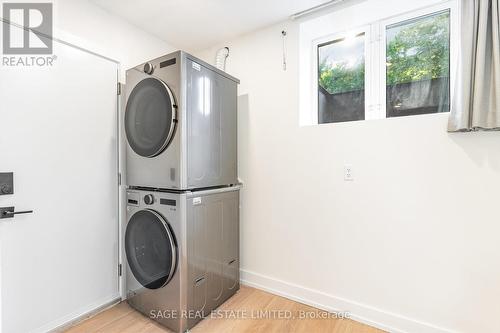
318, 33, 365, 123
308, 2, 455, 125
386, 11, 450, 117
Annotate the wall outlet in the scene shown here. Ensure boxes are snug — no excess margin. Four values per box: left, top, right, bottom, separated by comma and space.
344, 164, 354, 181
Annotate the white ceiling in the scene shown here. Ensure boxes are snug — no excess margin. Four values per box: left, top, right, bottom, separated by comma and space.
91, 0, 327, 51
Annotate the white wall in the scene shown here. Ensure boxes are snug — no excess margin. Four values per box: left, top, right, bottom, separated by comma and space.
196, 1, 500, 332
53, 0, 176, 77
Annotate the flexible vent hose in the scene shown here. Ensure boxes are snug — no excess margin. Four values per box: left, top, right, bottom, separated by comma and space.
215, 47, 229, 71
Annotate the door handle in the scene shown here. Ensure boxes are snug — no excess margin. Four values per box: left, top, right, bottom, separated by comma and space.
0, 206, 34, 219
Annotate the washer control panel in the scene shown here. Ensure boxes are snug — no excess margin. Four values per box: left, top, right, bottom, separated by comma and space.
144, 194, 155, 205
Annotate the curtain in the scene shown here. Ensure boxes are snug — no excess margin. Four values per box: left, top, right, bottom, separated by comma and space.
448, 0, 500, 131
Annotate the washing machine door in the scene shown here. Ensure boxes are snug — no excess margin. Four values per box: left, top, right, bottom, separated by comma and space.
125, 209, 177, 289
125, 77, 177, 158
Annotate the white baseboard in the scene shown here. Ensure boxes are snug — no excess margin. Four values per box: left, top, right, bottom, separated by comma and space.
26, 271, 457, 333
240, 269, 457, 333
35, 294, 121, 333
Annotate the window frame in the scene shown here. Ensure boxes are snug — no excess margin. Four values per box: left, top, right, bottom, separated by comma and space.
379, 2, 458, 120
310, 1, 459, 125
311, 25, 370, 125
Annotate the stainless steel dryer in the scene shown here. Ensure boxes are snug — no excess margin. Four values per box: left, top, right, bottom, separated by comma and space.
124, 51, 239, 190
124, 186, 240, 333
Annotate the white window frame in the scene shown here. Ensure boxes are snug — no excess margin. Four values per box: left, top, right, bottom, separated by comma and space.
311, 25, 370, 124
309, 0, 459, 125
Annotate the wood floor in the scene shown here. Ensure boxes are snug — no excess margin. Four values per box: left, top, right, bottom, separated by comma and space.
65, 286, 384, 333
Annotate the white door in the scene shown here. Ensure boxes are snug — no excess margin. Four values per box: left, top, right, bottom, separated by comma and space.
0, 25, 120, 333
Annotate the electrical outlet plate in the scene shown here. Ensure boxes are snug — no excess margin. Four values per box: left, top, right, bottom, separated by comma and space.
344, 164, 354, 181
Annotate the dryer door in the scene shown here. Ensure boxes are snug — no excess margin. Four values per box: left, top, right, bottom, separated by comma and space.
125, 78, 177, 158
125, 209, 177, 289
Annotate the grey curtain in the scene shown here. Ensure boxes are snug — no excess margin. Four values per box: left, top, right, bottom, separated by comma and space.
448, 0, 500, 131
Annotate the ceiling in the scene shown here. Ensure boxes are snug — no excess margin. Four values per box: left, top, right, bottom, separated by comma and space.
91, 0, 327, 51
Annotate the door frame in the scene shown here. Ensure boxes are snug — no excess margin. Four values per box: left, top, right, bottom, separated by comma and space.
0, 17, 125, 332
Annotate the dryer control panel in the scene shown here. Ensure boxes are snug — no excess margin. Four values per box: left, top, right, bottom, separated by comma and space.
126, 191, 140, 206
144, 194, 155, 205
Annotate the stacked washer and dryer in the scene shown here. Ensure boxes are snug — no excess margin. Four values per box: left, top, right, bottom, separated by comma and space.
123, 51, 240, 333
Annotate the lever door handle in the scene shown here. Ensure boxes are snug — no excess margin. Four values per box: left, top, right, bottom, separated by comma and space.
6, 210, 33, 216
0, 207, 34, 219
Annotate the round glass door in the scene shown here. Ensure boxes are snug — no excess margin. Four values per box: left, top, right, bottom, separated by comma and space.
125, 209, 177, 289
125, 78, 176, 158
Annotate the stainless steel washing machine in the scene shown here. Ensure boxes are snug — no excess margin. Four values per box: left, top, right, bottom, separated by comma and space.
124, 51, 239, 190
124, 186, 240, 333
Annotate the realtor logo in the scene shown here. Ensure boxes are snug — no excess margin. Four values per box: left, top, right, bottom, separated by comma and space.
2, 3, 53, 54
